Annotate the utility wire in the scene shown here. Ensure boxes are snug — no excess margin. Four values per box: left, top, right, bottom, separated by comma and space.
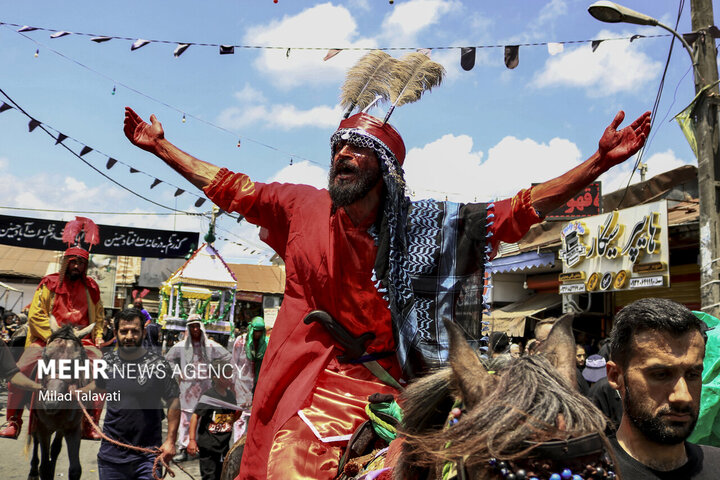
0, 205, 198, 215
615, 0, 686, 209
0, 86, 194, 213
7, 25, 321, 166
1, 21, 672, 51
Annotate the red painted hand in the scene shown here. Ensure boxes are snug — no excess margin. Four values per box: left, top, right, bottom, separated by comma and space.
123, 107, 165, 154
598, 110, 651, 169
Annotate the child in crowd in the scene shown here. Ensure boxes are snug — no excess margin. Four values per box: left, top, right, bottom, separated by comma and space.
186, 358, 240, 480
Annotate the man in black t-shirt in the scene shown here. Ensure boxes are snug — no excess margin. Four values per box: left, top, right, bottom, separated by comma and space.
606, 298, 720, 479
589, 376, 622, 431
81, 308, 180, 480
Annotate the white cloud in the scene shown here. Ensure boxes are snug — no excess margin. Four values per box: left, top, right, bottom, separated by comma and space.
269, 160, 328, 189
403, 133, 582, 202
233, 84, 267, 104
347, 0, 371, 11
381, 0, 461, 40
217, 103, 343, 130
535, 0, 567, 27
215, 219, 277, 264
244, 3, 377, 88
598, 149, 692, 194
533, 29, 662, 96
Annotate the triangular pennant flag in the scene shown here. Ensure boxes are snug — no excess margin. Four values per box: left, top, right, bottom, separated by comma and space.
79, 146, 93, 156
131, 39, 151, 51
50, 31, 71, 39
174, 188, 185, 197
683, 32, 700, 45
323, 49, 342, 61
460, 47, 476, 71
417, 48, 432, 57
91, 36, 112, 43
54, 133, 68, 145
547, 42, 564, 55
106, 158, 117, 169
0, 103, 12, 113
219, 45, 235, 55
630, 34, 644, 42
17, 26, 38, 32
150, 178, 162, 189
675, 101, 699, 159
28, 119, 41, 132
194, 198, 206, 207
504, 45, 519, 69
129, 167, 139, 173
174, 43, 190, 57
591, 40, 602, 52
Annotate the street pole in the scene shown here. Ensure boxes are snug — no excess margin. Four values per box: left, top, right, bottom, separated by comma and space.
691, 0, 720, 317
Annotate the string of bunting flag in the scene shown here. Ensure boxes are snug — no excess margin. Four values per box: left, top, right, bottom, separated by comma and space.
215, 223, 272, 258
0, 86, 232, 215
1, 20, 673, 70
0, 205, 186, 215
5, 25, 319, 167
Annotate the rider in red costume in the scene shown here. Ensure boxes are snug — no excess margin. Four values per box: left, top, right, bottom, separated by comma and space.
0, 218, 105, 440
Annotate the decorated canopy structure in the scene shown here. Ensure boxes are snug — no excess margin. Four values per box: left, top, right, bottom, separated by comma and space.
160, 242, 237, 336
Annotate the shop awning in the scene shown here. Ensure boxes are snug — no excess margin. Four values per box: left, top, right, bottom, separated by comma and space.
488, 251, 556, 274
485, 293, 561, 336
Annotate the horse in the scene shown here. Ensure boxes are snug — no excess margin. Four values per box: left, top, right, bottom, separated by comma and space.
391, 315, 618, 479
27, 318, 95, 480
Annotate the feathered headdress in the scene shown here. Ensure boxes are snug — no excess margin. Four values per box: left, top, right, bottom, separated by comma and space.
340, 50, 398, 119
338, 50, 445, 124
384, 52, 445, 123
61, 216, 100, 259
132, 289, 150, 301
57, 217, 100, 285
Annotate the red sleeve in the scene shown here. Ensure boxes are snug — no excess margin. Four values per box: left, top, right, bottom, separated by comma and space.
203, 168, 325, 258
488, 186, 542, 257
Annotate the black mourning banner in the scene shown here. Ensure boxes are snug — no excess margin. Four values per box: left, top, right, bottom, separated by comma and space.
0, 214, 199, 258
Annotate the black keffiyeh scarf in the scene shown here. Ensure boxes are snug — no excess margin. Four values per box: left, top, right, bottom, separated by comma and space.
330, 129, 494, 379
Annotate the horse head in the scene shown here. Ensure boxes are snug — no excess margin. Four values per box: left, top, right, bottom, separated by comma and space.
395, 317, 616, 480
48, 314, 96, 339
37, 324, 93, 412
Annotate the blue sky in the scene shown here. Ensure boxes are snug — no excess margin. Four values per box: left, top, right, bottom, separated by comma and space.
0, 0, 702, 263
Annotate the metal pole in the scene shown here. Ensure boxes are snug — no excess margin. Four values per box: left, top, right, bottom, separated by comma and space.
691, 0, 720, 316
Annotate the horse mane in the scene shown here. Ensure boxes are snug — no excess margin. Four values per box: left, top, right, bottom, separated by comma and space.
396, 353, 609, 476
47, 324, 83, 344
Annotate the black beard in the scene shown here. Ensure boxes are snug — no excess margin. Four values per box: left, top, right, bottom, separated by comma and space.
67, 271, 83, 281
328, 161, 381, 208
119, 338, 143, 353
624, 375, 698, 445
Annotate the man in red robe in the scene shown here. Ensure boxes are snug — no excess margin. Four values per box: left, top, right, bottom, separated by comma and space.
0, 245, 105, 439
123, 106, 650, 479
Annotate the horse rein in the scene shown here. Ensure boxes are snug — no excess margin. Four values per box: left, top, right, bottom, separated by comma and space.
75, 398, 196, 480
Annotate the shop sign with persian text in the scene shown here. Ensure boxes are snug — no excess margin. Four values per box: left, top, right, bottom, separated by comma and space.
558, 200, 669, 294
544, 182, 602, 221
